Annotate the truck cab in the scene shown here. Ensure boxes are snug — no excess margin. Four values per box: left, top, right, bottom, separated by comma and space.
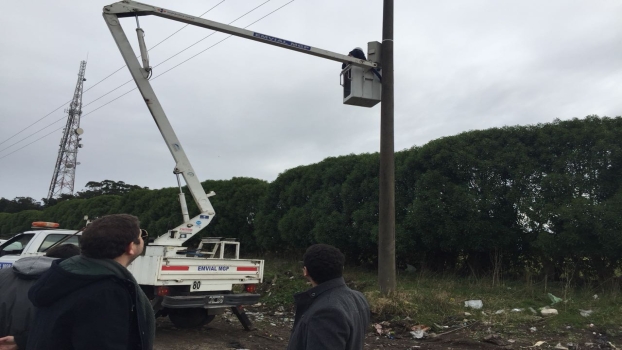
0, 229, 79, 269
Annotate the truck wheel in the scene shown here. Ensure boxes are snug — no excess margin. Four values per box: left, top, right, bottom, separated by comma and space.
168, 308, 215, 329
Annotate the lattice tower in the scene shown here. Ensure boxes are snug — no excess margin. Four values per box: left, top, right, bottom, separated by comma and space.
47, 61, 87, 200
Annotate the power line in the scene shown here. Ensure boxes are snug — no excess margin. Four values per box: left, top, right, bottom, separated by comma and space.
0, 88, 139, 161
0, 0, 296, 160
148, 0, 226, 52
83, 0, 227, 95
151, 0, 271, 69
154, 0, 295, 79
1, 0, 274, 154
0, 0, 227, 147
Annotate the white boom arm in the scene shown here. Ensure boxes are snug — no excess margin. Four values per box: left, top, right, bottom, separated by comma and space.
103, 1, 377, 68
102, 0, 378, 246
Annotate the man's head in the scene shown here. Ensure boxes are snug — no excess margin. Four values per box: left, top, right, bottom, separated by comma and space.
302, 244, 345, 285
45, 244, 80, 259
79, 214, 144, 265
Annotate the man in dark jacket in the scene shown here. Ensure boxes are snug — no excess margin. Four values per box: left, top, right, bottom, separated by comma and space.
26, 214, 155, 350
286, 244, 370, 350
341, 47, 367, 69
0, 244, 80, 350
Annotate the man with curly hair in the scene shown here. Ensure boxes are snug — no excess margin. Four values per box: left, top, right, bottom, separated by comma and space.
26, 214, 155, 350
287, 244, 370, 350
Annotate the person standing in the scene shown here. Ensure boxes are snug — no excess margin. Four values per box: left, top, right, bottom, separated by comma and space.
0, 244, 80, 350
26, 214, 155, 350
287, 244, 370, 350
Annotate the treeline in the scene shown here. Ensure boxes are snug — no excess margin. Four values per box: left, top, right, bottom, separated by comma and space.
0, 180, 148, 212
2, 116, 621, 283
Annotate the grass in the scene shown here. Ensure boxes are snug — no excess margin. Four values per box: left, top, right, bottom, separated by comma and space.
258, 259, 622, 338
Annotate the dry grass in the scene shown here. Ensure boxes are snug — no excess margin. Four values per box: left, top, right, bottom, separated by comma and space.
261, 260, 622, 337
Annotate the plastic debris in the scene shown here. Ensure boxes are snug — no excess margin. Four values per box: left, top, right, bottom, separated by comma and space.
579, 309, 593, 317
464, 312, 472, 316
410, 325, 430, 339
593, 294, 599, 300
374, 324, 383, 335
533, 341, 547, 347
548, 293, 563, 305
464, 300, 483, 309
511, 308, 524, 312
541, 307, 558, 317
495, 309, 505, 315
530, 327, 537, 332
555, 343, 569, 350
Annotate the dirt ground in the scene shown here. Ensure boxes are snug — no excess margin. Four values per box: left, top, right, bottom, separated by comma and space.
154, 305, 620, 350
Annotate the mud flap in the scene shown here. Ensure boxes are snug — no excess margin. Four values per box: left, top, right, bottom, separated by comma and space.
231, 306, 253, 331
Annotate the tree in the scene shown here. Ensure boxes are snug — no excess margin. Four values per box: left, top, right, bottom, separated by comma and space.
0, 197, 43, 213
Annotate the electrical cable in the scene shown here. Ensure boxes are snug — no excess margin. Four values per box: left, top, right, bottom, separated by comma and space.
154, 0, 295, 79
0, 0, 227, 146
0, 0, 296, 160
151, 0, 271, 70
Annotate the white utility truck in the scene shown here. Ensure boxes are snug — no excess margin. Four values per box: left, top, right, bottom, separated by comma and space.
1, 0, 381, 330
0, 221, 263, 329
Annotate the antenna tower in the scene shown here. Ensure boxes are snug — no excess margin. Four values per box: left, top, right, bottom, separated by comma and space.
47, 61, 87, 200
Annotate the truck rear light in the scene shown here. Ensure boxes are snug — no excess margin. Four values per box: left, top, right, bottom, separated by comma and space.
155, 286, 170, 296
244, 284, 257, 293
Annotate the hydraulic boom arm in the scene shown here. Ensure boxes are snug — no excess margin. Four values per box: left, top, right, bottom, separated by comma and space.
103, 1, 377, 69
102, 0, 378, 246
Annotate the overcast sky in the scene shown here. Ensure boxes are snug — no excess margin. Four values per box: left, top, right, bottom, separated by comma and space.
0, 0, 620, 201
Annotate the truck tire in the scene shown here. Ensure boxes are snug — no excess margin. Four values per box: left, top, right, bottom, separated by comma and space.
168, 308, 215, 329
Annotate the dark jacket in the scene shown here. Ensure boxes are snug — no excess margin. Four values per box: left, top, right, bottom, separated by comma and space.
286, 277, 370, 350
342, 48, 367, 69
0, 256, 56, 349
27, 256, 154, 350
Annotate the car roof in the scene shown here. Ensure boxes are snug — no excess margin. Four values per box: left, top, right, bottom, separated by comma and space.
22, 229, 81, 235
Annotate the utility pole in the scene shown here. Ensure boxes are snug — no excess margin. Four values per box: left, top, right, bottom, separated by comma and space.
47, 61, 87, 200
378, 0, 396, 295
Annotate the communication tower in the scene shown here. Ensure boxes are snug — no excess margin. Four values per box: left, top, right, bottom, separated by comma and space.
47, 60, 87, 200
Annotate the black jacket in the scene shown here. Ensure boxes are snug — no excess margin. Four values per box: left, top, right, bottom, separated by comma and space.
0, 256, 56, 349
27, 258, 152, 350
286, 277, 370, 350
342, 48, 367, 69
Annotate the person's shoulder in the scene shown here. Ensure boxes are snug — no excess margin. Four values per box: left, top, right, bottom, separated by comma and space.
0, 267, 13, 277
71, 278, 132, 306
349, 288, 366, 297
